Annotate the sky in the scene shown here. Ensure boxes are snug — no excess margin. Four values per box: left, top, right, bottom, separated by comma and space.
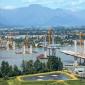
0, 0, 85, 10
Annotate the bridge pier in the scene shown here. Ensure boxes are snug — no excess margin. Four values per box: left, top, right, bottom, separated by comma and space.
48, 48, 51, 56
74, 40, 77, 54
84, 59, 85, 64
79, 58, 82, 65
74, 56, 78, 66
74, 56, 78, 60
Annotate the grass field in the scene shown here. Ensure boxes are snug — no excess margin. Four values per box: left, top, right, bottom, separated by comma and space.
0, 71, 85, 85
0, 79, 85, 85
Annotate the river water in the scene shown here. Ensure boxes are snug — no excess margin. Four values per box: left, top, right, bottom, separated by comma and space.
0, 45, 82, 67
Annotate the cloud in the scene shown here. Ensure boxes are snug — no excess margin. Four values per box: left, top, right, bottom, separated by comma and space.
21, 0, 85, 10
1, 6, 16, 9
0, 0, 85, 10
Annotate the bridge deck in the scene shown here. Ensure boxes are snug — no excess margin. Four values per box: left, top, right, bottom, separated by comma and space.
61, 50, 85, 59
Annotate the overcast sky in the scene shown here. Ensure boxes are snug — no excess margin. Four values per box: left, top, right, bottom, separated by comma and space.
0, 0, 85, 10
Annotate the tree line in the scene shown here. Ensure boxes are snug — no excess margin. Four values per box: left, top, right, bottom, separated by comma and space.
0, 56, 63, 79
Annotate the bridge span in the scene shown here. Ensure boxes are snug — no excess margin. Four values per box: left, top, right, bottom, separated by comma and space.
61, 50, 85, 59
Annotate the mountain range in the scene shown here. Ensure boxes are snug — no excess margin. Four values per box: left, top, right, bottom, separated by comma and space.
0, 4, 85, 27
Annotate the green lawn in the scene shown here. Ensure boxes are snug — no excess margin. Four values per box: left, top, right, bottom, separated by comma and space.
0, 79, 85, 85
0, 71, 85, 85
4, 79, 85, 85
0, 79, 8, 85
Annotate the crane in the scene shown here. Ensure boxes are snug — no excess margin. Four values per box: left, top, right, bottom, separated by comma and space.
76, 32, 85, 47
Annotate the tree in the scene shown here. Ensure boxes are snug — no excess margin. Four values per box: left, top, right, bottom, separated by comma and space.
40, 63, 48, 72
47, 56, 63, 71
25, 60, 34, 74
0, 61, 12, 79
21, 60, 27, 74
9, 65, 13, 77
55, 36, 63, 45
34, 59, 43, 72
13, 65, 21, 76
58, 58, 63, 70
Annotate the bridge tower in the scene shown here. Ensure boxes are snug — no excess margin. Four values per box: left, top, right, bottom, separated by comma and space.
47, 28, 54, 45
47, 28, 56, 57
44, 34, 47, 58
6, 32, 15, 50
23, 33, 32, 54
23, 33, 29, 54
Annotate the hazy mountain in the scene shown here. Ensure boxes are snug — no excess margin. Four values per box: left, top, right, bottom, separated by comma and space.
0, 4, 85, 26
